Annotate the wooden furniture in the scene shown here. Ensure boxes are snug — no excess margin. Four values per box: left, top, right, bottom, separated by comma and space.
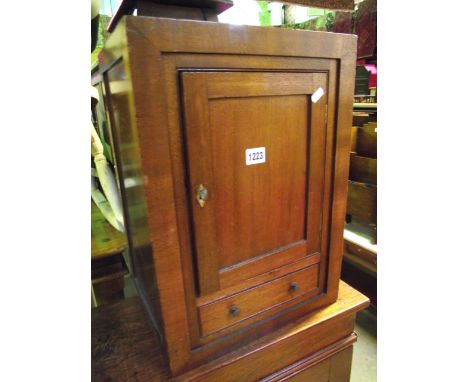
342, 239, 376, 309
352, 103, 377, 115
101, 16, 356, 376
91, 201, 128, 307
344, 238, 376, 275
347, 120, 377, 244
342, 107, 377, 309
92, 281, 369, 381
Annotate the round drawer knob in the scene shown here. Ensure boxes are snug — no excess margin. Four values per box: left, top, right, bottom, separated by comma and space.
229, 305, 240, 317
289, 282, 300, 292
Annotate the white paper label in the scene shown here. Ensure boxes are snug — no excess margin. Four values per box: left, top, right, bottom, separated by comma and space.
311, 87, 325, 103
245, 147, 266, 166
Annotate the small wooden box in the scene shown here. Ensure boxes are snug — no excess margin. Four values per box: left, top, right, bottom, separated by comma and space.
102, 17, 356, 375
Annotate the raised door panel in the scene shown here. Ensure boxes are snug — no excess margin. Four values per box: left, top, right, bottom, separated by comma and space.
181, 71, 328, 301
208, 95, 307, 268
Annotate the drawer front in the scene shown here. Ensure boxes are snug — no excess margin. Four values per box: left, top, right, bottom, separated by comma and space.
347, 180, 377, 223
198, 264, 319, 337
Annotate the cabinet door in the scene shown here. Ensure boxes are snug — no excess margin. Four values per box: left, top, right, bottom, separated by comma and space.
181, 71, 329, 297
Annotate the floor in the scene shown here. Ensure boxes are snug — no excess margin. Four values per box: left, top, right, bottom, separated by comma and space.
351, 308, 377, 382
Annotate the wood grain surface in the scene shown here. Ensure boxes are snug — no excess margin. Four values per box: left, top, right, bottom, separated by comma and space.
349, 153, 377, 185
198, 264, 319, 337
91, 201, 127, 259
92, 281, 369, 381
102, 16, 357, 374
347, 181, 377, 223
356, 123, 377, 158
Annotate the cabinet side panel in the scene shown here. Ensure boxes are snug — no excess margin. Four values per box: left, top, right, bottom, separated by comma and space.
326, 45, 357, 301
124, 20, 194, 374
104, 58, 163, 340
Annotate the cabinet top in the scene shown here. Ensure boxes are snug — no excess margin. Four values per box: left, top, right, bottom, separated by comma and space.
104, 15, 357, 71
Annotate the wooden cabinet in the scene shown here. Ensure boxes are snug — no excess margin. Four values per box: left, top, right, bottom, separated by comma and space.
347, 121, 377, 243
343, 114, 377, 308
102, 16, 357, 376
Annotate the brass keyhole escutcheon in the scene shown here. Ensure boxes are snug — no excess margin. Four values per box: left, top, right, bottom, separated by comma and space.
196, 184, 208, 208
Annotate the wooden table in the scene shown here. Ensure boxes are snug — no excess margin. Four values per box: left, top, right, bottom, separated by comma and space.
91, 201, 127, 260
91, 201, 128, 306
92, 281, 369, 381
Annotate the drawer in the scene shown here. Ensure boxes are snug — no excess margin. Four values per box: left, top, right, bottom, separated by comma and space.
347, 181, 377, 223
349, 153, 377, 185
198, 264, 319, 337
356, 122, 377, 158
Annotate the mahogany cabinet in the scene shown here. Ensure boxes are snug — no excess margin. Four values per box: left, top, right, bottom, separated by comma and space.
102, 16, 357, 376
